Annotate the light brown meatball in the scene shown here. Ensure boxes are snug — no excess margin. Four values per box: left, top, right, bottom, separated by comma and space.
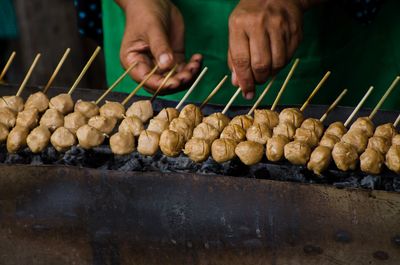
110, 132, 135, 155
88, 115, 117, 135
169, 117, 193, 141
211, 138, 237, 163
159, 129, 185, 157
307, 146, 332, 175
137, 130, 160, 156
192, 122, 220, 143
294, 127, 319, 148
332, 142, 358, 171
284, 140, 311, 165
76, 125, 105, 149
374, 123, 397, 140
220, 124, 246, 143
0, 95, 24, 112
155, 107, 179, 122
341, 130, 369, 154
367, 136, 390, 155
393, 135, 400, 146
40, 109, 64, 132
64, 112, 87, 134
99, 101, 125, 120
360, 148, 384, 175
118, 116, 144, 136
16, 108, 39, 130
253, 109, 279, 128
229, 115, 253, 130
49, 93, 74, 115
386, 145, 400, 174
24, 91, 49, 112
235, 141, 264, 166
147, 118, 169, 135
50, 127, 76, 152
27, 125, 51, 153
301, 118, 324, 139
349, 117, 374, 137
184, 138, 211, 162
179, 104, 203, 127
7, 125, 29, 153
126, 100, 153, 123
266, 135, 290, 162
0, 123, 9, 143
74, 100, 99, 119
319, 134, 340, 150
279, 108, 304, 128
273, 122, 296, 140
325, 122, 347, 139
203, 112, 231, 133
246, 123, 272, 144
0, 107, 16, 128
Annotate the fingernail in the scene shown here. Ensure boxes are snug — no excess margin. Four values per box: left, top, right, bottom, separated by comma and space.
232, 72, 237, 83
245, 92, 254, 100
159, 53, 171, 67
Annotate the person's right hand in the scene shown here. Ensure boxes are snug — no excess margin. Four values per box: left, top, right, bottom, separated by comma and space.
116, 0, 202, 93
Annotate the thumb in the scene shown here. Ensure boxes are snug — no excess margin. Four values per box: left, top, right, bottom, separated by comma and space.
147, 23, 175, 70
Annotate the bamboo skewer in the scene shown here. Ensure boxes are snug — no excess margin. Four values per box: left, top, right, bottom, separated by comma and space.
344, 86, 374, 127
199, 75, 228, 109
176, 67, 208, 110
271, 58, 300, 111
300, 71, 331, 112
43, 48, 71, 94
248, 77, 276, 115
68, 46, 101, 95
150, 65, 178, 102
394, 113, 400, 128
369, 76, 400, 120
16, 54, 41, 97
0, 51, 16, 82
222, 87, 241, 115
320, 89, 348, 123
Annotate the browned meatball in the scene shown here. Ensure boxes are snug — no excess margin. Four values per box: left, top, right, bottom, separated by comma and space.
319, 134, 340, 150
40, 109, 64, 132
220, 124, 246, 143
192, 122, 220, 143
160, 129, 185, 157
301, 118, 324, 139
16, 108, 39, 130
0, 95, 24, 112
50, 127, 76, 152
99, 101, 125, 120
246, 123, 272, 145
49, 93, 74, 115
367, 136, 390, 155
137, 130, 160, 156
341, 130, 368, 154
74, 100, 99, 119
360, 148, 384, 175
64, 112, 88, 134
76, 125, 105, 149
253, 109, 279, 128
279, 108, 304, 128
203, 112, 231, 133
118, 116, 144, 136
284, 140, 311, 165
332, 142, 358, 171
179, 104, 203, 127
325, 122, 347, 139
229, 115, 253, 130
27, 125, 51, 153
88, 115, 117, 135
386, 145, 400, 174
235, 141, 264, 166
0, 107, 16, 128
307, 146, 332, 175
393, 135, 400, 146
294, 127, 319, 148
126, 100, 153, 123
211, 138, 237, 163
273, 122, 296, 140
110, 132, 135, 155
7, 125, 29, 153
169, 117, 193, 141
24, 91, 49, 112
147, 118, 169, 135
0, 123, 9, 143
266, 135, 289, 162
155, 108, 179, 122
349, 117, 374, 137
374, 123, 397, 140
184, 138, 211, 162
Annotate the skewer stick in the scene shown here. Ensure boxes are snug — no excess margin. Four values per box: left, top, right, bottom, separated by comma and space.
271, 58, 300, 111
68, 46, 101, 95
43, 48, 71, 94
320, 88, 348, 123
16, 53, 41, 97
95, 61, 139, 105
150, 65, 178, 102
176, 67, 208, 109
222, 87, 241, 115
369, 76, 400, 120
344, 86, 374, 127
394, 113, 400, 128
248, 77, 276, 115
199, 75, 228, 109
0, 51, 16, 81
300, 71, 331, 112
121, 65, 159, 106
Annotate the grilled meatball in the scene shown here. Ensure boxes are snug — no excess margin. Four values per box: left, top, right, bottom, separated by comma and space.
126, 100, 153, 123
307, 146, 332, 175
332, 142, 358, 171
279, 108, 304, 128
203, 112, 230, 133
76, 125, 105, 149
147, 118, 169, 135
301, 118, 324, 139
253, 109, 279, 128
88, 115, 117, 135
374, 123, 397, 140
349, 117, 374, 137
360, 148, 384, 175
319, 134, 340, 150
169, 117, 193, 141
229, 115, 253, 130
0, 107, 16, 128
99, 101, 125, 120
341, 129, 368, 154
220, 124, 246, 143
137, 130, 160, 156
118, 116, 144, 136
246, 123, 272, 145
110, 132, 135, 155
27, 125, 51, 153
386, 145, 400, 174
367, 136, 390, 155
49, 93, 74, 115
74, 100, 99, 119
24, 91, 49, 112
64, 112, 87, 134
0, 123, 9, 143
325, 122, 347, 139
16, 108, 39, 130
273, 122, 296, 140
184, 138, 211, 162
211, 138, 237, 163
159, 129, 185, 157
6, 125, 29, 153
40, 109, 64, 132
235, 141, 264, 166
0, 95, 24, 112
266, 135, 289, 162
50, 127, 76, 152
155, 107, 179, 122
284, 140, 311, 165
393, 135, 400, 146
179, 104, 203, 127
192, 122, 220, 143
294, 127, 319, 148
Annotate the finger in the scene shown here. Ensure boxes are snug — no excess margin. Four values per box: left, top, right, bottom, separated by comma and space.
147, 21, 175, 70
227, 51, 238, 86
249, 27, 272, 84
269, 24, 287, 71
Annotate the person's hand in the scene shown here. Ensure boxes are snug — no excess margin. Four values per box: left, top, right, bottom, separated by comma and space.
116, 0, 202, 93
228, 0, 311, 99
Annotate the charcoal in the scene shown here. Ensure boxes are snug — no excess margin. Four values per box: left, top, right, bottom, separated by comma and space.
360, 175, 379, 190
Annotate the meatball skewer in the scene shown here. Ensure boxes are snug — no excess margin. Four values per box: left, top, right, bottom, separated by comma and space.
0, 51, 16, 82
385, 115, 400, 174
